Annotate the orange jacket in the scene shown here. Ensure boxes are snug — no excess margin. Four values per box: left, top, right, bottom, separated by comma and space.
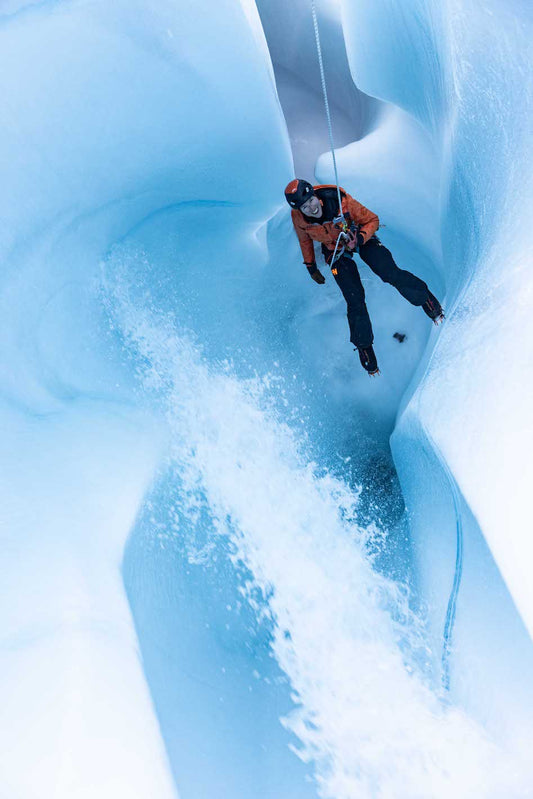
290, 185, 379, 264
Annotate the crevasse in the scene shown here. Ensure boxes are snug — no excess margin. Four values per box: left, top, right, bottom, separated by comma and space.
1, 1, 532, 798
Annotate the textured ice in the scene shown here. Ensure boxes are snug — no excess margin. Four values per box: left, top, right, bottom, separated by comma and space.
341, 0, 533, 759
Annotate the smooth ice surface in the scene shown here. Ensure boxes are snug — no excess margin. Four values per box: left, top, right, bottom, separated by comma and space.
0, 0, 289, 795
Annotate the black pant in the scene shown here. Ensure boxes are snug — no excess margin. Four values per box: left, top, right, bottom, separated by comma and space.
325, 238, 432, 349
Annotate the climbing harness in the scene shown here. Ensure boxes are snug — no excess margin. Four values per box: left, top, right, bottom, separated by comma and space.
328, 218, 360, 265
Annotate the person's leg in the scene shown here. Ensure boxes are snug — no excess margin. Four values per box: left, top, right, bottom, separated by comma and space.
358, 237, 435, 306
331, 255, 374, 348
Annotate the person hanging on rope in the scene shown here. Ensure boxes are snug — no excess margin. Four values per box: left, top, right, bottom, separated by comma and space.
285, 179, 444, 375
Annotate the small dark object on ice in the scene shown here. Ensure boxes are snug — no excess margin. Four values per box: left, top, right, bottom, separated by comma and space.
393, 332, 406, 343
356, 345, 380, 376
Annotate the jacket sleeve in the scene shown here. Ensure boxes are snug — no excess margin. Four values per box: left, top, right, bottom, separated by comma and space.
291, 210, 316, 265
344, 193, 379, 244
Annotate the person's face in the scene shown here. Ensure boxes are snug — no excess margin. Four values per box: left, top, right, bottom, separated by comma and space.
300, 195, 322, 218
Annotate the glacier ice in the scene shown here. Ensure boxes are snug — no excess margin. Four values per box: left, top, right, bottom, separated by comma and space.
0, 0, 290, 796
342, 0, 533, 765
1, 0, 533, 797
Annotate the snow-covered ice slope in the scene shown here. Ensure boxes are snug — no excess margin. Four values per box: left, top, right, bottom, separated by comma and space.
107, 270, 530, 799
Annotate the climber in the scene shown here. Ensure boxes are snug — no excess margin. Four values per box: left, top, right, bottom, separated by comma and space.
285, 179, 444, 375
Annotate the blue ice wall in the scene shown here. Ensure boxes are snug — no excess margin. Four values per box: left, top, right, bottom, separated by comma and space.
2, 0, 533, 796
341, 0, 533, 742
341, 0, 449, 132
0, 1, 296, 795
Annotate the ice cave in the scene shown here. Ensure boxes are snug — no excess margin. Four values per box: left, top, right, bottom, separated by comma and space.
1, 0, 532, 797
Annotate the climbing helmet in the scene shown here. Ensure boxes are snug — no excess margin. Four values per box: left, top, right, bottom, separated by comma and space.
284, 179, 315, 209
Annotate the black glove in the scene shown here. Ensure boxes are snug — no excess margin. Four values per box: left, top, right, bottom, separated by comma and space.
306, 263, 325, 284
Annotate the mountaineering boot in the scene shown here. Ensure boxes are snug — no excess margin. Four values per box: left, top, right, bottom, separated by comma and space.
356, 345, 379, 376
422, 293, 445, 324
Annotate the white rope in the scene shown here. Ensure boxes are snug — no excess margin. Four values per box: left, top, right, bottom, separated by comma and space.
310, 0, 344, 219
330, 230, 346, 265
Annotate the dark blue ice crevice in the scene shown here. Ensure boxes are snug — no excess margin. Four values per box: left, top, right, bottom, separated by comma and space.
440, 463, 463, 694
